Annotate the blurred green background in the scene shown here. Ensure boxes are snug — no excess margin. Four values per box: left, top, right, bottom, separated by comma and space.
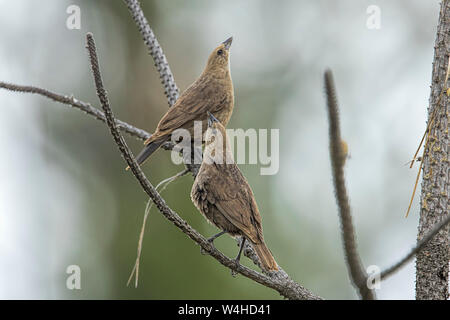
0, 0, 440, 299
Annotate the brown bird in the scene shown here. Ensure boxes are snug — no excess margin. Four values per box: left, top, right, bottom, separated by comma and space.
190, 112, 278, 271
130, 37, 235, 169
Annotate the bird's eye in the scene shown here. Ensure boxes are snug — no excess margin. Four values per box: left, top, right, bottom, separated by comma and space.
217, 49, 223, 56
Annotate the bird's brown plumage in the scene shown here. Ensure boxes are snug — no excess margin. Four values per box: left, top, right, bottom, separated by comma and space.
191, 115, 278, 271
132, 37, 235, 168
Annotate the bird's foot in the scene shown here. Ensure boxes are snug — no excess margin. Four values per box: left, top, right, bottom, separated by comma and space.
201, 231, 226, 255
230, 237, 245, 277
200, 238, 215, 255
231, 259, 241, 277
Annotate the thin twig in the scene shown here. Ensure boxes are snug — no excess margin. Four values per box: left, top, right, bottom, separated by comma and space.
408, 57, 448, 168
86, 32, 321, 300
123, 0, 179, 106
380, 213, 450, 280
324, 69, 376, 300
405, 56, 450, 217
405, 157, 425, 218
0, 81, 174, 151
127, 198, 153, 287
0, 81, 151, 141
406, 94, 440, 218
127, 169, 188, 287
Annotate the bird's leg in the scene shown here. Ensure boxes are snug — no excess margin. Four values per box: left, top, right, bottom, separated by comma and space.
207, 230, 226, 244
200, 231, 226, 255
231, 237, 246, 277
235, 237, 246, 263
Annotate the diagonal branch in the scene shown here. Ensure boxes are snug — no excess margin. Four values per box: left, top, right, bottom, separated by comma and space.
380, 213, 450, 281
0, 81, 175, 150
324, 70, 376, 300
86, 32, 321, 300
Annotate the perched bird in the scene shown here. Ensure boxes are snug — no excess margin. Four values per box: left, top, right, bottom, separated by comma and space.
190, 112, 278, 271
129, 37, 234, 169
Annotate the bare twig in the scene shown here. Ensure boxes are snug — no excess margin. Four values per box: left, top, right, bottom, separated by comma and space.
409, 55, 450, 169
405, 156, 424, 218
123, 0, 179, 106
127, 168, 188, 287
0, 81, 150, 141
0, 81, 177, 150
405, 57, 450, 218
127, 198, 153, 288
86, 32, 321, 300
324, 70, 376, 300
380, 213, 450, 280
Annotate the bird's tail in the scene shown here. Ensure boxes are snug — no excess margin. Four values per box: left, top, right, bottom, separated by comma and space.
126, 137, 166, 170
253, 241, 278, 271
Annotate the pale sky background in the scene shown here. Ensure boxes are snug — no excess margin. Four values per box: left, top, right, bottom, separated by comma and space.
0, 0, 441, 299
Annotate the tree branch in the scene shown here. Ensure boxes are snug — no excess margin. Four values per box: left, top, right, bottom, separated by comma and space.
0, 82, 141, 138
380, 213, 450, 281
415, 0, 450, 300
0, 81, 176, 150
324, 70, 376, 300
86, 32, 322, 300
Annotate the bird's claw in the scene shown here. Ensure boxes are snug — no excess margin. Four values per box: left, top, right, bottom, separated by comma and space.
231, 259, 240, 277
200, 238, 216, 255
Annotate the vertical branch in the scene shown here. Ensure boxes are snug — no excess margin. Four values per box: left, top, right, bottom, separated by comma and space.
324, 70, 376, 300
123, 0, 179, 106
416, 0, 450, 300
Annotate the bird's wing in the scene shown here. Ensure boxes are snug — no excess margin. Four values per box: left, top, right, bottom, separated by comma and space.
209, 165, 263, 244
143, 103, 193, 144
155, 78, 228, 135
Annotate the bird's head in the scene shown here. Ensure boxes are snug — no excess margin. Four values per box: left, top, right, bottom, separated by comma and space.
204, 36, 233, 74
206, 111, 223, 144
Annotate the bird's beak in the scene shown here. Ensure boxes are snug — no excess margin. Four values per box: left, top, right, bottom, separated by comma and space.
207, 111, 219, 127
222, 36, 233, 50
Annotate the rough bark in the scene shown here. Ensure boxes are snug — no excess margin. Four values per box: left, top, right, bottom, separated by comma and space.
416, 0, 450, 300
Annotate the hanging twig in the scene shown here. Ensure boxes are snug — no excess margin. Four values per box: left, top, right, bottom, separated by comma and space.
127, 168, 188, 288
